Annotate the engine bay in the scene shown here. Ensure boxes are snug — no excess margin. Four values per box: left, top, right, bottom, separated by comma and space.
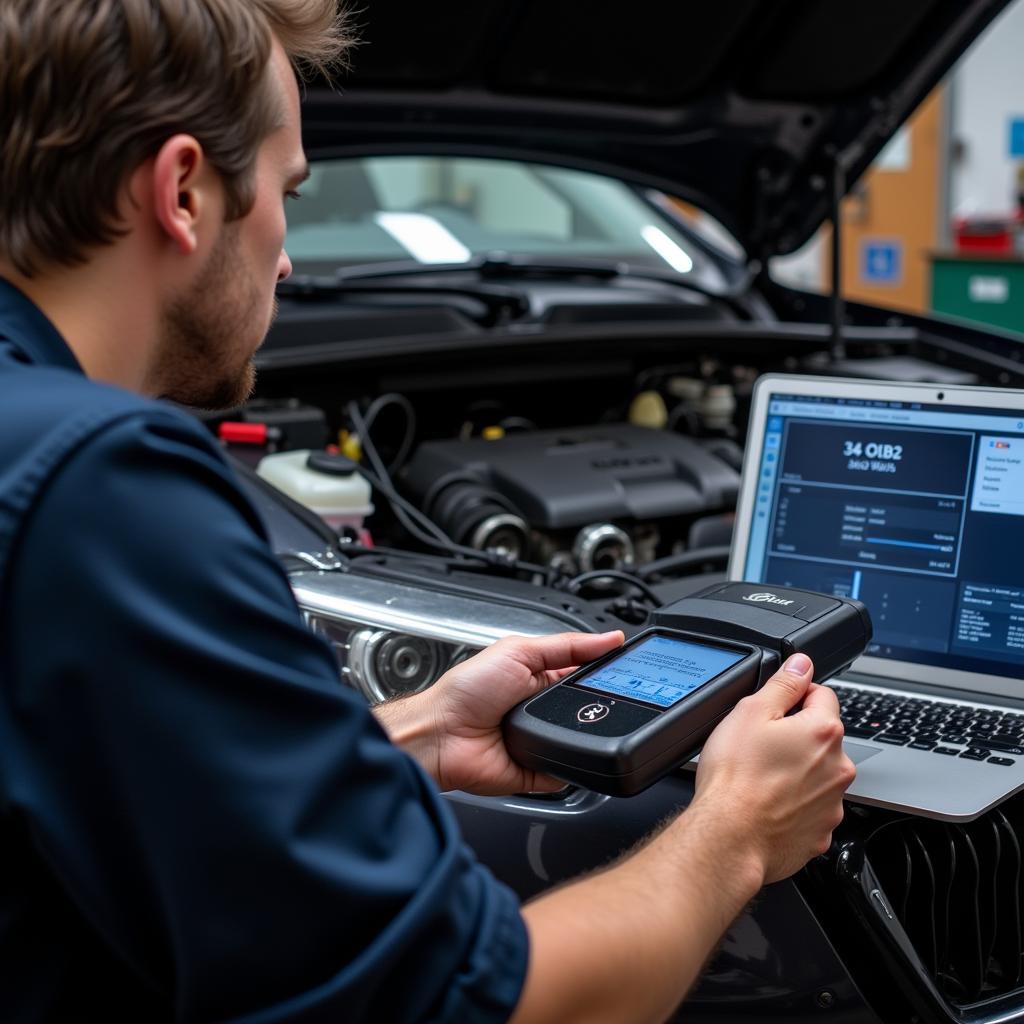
205, 312, 1013, 678
210, 353, 764, 613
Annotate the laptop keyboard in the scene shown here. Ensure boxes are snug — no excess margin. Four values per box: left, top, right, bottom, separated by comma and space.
831, 683, 1023, 767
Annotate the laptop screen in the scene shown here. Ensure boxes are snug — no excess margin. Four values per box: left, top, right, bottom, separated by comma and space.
741, 388, 1024, 682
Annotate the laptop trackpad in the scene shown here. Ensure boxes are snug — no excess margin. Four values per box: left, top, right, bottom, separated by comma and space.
844, 741, 883, 764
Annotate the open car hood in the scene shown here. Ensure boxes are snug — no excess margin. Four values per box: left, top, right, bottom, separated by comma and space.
301, 0, 1011, 260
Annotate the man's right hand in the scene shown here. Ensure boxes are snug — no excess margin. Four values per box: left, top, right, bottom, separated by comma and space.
695, 652, 857, 884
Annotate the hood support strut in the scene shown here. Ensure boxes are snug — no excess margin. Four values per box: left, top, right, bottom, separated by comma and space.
831, 153, 846, 357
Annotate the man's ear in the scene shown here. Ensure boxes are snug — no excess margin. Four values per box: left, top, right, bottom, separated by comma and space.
150, 134, 213, 256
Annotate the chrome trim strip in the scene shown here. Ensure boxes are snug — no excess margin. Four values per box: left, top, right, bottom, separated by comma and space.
290, 570, 569, 647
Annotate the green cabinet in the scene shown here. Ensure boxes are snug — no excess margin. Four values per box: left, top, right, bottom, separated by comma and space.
930, 254, 1024, 336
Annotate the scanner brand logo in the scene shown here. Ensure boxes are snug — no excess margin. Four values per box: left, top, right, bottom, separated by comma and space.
577, 703, 610, 724
742, 592, 794, 606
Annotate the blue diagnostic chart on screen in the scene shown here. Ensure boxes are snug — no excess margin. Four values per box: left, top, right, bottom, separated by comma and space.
744, 395, 1024, 680
577, 635, 744, 708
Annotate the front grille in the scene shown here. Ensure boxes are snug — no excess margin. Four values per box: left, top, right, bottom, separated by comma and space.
865, 800, 1024, 1005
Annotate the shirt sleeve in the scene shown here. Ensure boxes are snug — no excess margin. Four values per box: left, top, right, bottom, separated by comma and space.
1, 409, 528, 1023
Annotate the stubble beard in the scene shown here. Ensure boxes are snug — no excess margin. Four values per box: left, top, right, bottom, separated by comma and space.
152, 225, 272, 411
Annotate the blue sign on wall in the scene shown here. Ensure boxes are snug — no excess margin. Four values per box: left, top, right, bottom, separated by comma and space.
1010, 117, 1024, 158
861, 239, 902, 286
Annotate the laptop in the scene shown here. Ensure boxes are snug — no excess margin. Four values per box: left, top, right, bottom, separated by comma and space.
729, 374, 1024, 821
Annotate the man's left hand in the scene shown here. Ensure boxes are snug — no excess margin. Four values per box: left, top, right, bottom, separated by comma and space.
374, 631, 623, 795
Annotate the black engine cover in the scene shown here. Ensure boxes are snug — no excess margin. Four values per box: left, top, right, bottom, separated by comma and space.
403, 424, 739, 529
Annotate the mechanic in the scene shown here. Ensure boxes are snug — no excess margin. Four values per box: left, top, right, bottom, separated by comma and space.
0, 2, 856, 1022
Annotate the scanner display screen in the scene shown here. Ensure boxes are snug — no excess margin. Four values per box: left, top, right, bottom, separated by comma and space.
574, 635, 745, 708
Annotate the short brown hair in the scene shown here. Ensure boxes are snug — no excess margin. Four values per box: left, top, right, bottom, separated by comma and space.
0, 0, 351, 276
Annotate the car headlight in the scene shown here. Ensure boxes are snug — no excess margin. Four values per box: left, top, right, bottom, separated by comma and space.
291, 569, 571, 704
348, 629, 446, 702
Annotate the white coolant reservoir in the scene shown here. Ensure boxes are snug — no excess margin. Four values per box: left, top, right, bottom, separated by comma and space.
257, 450, 373, 531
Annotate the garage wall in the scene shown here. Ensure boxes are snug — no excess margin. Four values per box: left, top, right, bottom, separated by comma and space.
949, 1, 1024, 218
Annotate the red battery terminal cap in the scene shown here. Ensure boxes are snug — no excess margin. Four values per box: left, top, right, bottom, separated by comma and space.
218, 422, 270, 445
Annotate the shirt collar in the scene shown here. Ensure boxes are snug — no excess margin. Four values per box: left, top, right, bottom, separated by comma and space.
0, 277, 83, 374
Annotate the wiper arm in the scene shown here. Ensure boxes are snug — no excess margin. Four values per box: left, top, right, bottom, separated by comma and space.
329, 253, 623, 282
474, 253, 755, 314
276, 271, 530, 326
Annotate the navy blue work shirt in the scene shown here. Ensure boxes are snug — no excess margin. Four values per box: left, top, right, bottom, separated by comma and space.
0, 279, 528, 1023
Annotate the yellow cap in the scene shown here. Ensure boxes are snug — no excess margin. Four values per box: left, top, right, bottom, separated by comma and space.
628, 390, 668, 429
338, 429, 363, 462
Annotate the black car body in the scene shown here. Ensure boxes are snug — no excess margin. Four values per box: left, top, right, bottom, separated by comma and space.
212, 3, 1024, 1020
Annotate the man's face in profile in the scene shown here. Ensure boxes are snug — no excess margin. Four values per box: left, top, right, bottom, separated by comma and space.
152, 42, 305, 411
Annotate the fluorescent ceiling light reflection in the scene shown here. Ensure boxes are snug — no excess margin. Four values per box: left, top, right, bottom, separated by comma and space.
640, 225, 693, 273
374, 212, 472, 264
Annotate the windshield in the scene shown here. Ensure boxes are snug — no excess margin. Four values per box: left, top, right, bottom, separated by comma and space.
285, 156, 723, 282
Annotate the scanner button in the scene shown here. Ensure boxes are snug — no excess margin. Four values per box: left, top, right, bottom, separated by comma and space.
568, 694, 659, 735
527, 686, 659, 736
577, 703, 610, 724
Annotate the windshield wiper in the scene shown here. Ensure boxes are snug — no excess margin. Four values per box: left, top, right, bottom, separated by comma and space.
323, 251, 753, 316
